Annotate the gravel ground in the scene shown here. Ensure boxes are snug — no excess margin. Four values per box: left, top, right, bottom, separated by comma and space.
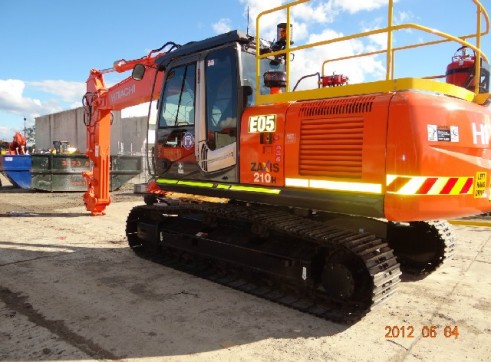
1, 173, 490, 361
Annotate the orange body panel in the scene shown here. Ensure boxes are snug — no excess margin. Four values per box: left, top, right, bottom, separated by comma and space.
385, 92, 491, 220
240, 104, 287, 187
240, 92, 491, 222
240, 95, 390, 217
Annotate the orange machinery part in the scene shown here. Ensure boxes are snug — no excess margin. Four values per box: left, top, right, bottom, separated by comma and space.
83, 53, 165, 215
8, 132, 27, 154
239, 91, 491, 222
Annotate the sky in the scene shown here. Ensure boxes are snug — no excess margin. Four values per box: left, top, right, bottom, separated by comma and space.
0, 0, 490, 142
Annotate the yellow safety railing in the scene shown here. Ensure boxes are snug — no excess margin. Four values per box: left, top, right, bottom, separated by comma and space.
255, 0, 490, 105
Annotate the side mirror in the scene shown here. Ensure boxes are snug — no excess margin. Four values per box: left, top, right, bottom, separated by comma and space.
242, 84, 253, 97
132, 64, 146, 81
242, 85, 253, 108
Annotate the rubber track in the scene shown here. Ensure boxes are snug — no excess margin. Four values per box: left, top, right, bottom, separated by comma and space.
126, 202, 401, 324
401, 220, 455, 275
427, 220, 456, 272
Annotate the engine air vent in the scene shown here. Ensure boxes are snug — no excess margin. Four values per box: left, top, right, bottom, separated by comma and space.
299, 96, 375, 118
299, 117, 364, 179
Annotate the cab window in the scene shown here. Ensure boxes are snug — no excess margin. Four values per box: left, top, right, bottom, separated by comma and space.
159, 63, 196, 128
241, 49, 286, 106
205, 47, 238, 149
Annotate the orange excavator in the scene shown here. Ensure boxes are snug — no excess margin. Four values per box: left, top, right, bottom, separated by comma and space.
83, 0, 491, 322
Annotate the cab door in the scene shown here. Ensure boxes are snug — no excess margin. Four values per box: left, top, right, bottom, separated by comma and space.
194, 45, 239, 181
155, 59, 198, 178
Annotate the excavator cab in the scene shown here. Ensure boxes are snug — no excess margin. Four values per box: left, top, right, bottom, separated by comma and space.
150, 32, 285, 183
154, 43, 239, 180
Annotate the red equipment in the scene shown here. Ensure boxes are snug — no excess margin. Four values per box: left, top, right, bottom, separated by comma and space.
8, 132, 26, 155
446, 46, 490, 92
321, 73, 349, 87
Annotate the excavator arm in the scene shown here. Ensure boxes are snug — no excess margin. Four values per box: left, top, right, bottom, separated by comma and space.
82, 47, 171, 215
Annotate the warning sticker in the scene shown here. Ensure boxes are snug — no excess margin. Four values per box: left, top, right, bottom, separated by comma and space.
474, 171, 487, 198
427, 125, 459, 142
437, 128, 451, 142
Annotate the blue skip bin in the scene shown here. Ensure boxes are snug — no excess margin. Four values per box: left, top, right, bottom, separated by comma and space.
0, 155, 32, 189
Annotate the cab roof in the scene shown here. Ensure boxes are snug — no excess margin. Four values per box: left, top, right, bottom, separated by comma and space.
156, 30, 251, 70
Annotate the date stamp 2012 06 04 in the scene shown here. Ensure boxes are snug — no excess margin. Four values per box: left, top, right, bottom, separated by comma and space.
385, 325, 459, 339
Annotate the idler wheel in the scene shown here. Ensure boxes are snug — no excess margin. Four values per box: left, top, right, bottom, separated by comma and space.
321, 249, 372, 304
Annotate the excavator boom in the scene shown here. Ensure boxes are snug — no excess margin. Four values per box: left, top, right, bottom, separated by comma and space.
82, 51, 166, 215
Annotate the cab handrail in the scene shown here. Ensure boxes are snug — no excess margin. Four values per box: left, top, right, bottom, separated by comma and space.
255, 0, 490, 105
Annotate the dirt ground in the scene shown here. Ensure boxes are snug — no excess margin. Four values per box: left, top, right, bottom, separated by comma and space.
0, 172, 490, 362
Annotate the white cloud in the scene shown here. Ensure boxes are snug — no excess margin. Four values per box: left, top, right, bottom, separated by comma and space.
292, 22, 309, 42
28, 80, 85, 104
213, 18, 233, 34
331, 0, 393, 13
240, 0, 283, 40
0, 79, 50, 118
239, 0, 387, 89
240, 0, 283, 21
361, 17, 389, 51
294, 2, 337, 24
394, 10, 413, 24
290, 29, 385, 90
0, 79, 85, 116
0, 125, 17, 141
0, 79, 87, 141
0, 79, 85, 120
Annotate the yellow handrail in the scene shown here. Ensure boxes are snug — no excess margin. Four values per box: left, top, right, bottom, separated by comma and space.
255, 0, 490, 105
323, 1, 489, 79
